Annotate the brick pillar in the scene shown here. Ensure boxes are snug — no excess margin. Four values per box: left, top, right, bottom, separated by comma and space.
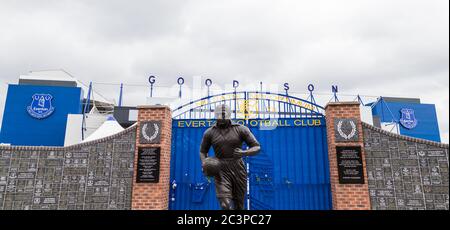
325, 102, 371, 210
131, 105, 172, 210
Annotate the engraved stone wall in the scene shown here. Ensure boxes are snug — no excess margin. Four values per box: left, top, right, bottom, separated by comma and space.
363, 123, 449, 210
0, 126, 136, 210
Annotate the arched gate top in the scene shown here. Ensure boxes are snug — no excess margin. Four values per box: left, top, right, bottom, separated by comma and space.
172, 91, 324, 120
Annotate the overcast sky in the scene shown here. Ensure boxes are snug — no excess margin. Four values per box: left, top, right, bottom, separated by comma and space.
0, 0, 448, 142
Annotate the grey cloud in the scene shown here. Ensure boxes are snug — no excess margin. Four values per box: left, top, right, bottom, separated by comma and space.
0, 0, 448, 142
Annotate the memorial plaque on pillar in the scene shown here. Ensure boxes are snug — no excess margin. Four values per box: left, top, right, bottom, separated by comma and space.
334, 118, 359, 142
139, 121, 162, 144
136, 147, 161, 183
336, 146, 365, 184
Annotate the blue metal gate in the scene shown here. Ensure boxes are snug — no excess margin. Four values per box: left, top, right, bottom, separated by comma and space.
247, 118, 331, 210
169, 92, 331, 210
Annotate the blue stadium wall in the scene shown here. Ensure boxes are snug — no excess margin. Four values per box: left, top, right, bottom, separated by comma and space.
372, 101, 441, 142
0, 84, 83, 146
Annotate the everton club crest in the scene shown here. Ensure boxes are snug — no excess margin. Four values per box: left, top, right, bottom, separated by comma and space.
27, 94, 55, 119
399, 108, 418, 129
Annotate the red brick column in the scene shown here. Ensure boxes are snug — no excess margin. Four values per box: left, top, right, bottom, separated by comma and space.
325, 102, 371, 210
131, 105, 172, 210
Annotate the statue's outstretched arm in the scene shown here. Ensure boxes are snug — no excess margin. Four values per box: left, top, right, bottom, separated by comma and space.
234, 126, 261, 158
199, 130, 212, 165
200, 151, 208, 165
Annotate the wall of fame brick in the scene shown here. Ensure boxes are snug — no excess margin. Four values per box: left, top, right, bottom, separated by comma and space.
0, 126, 136, 210
363, 124, 449, 210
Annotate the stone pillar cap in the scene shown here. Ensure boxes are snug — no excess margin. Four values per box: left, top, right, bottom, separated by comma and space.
136, 105, 171, 110
325, 101, 360, 110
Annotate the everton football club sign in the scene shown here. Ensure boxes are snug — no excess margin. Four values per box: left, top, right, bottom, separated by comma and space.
26, 94, 55, 119
399, 108, 418, 129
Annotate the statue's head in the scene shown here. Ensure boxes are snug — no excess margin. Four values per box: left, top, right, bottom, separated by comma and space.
214, 104, 231, 128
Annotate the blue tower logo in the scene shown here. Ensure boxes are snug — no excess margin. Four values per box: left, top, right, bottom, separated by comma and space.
399, 108, 418, 129
27, 94, 55, 119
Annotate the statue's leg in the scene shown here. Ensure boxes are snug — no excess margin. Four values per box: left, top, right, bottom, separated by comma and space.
233, 197, 244, 210
232, 159, 247, 210
218, 197, 234, 210
232, 181, 246, 210
214, 165, 234, 210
